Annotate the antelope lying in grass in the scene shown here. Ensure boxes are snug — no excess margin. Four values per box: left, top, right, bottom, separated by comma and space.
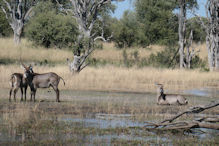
9, 73, 28, 102
156, 84, 188, 105
22, 64, 65, 102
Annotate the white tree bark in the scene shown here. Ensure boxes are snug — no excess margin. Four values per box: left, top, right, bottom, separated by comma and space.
1, 0, 34, 44
185, 30, 200, 69
178, 0, 186, 69
196, 0, 219, 71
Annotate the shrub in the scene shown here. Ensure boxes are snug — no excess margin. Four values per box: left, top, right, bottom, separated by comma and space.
25, 2, 78, 48
0, 10, 12, 37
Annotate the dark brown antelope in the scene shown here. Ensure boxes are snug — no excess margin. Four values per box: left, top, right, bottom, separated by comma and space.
9, 73, 28, 102
22, 64, 65, 102
156, 84, 188, 105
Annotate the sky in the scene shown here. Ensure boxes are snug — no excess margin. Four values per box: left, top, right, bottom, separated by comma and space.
111, 0, 207, 19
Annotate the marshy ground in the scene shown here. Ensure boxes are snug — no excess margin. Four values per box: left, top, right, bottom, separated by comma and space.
0, 38, 218, 145
0, 88, 218, 145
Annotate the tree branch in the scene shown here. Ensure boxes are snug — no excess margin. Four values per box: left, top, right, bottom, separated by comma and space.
143, 101, 219, 131
145, 121, 219, 131
1, 6, 9, 19
24, 7, 33, 21
1, 0, 13, 20
79, 47, 95, 69
94, 34, 113, 42
2, 0, 12, 12
161, 100, 219, 123
17, 0, 23, 20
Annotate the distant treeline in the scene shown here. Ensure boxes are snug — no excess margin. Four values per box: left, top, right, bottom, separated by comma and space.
0, 0, 206, 49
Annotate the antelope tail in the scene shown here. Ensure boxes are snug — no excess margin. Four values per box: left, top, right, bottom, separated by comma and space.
9, 74, 15, 87
59, 76, 65, 86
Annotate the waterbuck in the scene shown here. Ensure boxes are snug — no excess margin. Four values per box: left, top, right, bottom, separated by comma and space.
156, 84, 188, 105
22, 64, 65, 102
9, 73, 28, 102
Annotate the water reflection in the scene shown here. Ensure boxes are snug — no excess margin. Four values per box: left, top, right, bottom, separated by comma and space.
184, 88, 219, 97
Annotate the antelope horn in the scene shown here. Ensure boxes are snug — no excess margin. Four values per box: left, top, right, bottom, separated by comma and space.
21, 61, 27, 69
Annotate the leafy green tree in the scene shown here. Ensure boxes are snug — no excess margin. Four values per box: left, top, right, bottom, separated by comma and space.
92, 3, 116, 42
112, 11, 145, 48
186, 17, 207, 43
25, 1, 78, 48
135, 0, 178, 46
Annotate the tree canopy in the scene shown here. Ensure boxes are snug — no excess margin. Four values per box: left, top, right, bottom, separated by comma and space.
25, 1, 78, 48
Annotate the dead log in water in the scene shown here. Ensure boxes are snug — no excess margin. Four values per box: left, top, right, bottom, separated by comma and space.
144, 100, 219, 131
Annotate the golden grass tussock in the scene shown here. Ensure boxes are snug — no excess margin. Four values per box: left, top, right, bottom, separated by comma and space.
1, 65, 218, 93
0, 38, 72, 63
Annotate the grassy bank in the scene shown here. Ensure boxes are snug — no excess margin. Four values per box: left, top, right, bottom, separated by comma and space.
1, 65, 218, 92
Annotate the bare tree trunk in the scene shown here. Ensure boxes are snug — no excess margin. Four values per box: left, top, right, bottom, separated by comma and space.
14, 33, 21, 44
206, 35, 215, 71
185, 30, 200, 69
1, 0, 34, 45
185, 31, 192, 69
204, 0, 218, 71
178, 0, 186, 69
13, 22, 23, 44
212, 0, 219, 70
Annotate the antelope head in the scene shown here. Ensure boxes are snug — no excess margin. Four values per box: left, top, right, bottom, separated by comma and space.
21, 63, 34, 79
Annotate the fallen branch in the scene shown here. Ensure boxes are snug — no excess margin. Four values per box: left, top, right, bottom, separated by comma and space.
144, 100, 219, 131
162, 100, 219, 123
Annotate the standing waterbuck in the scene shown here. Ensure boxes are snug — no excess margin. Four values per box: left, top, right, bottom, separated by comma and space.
9, 73, 28, 102
22, 64, 65, 102
156, 84, 188, 105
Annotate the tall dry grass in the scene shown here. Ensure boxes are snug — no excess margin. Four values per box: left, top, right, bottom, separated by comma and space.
0, 38, 207, 63
0, 38, 72, 63
0, 38, 165, 63
0, 38, 214, 93
1, 65, 218, 92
